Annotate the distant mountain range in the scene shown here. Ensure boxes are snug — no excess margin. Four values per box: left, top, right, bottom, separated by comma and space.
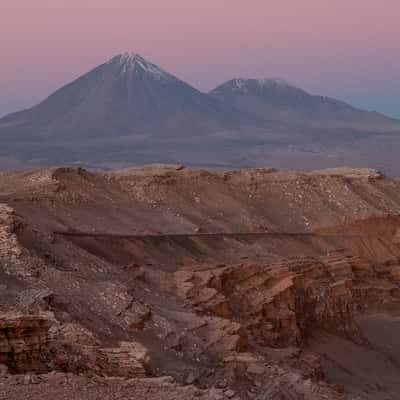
1, 53, 399, 172
210, 78, 398, 129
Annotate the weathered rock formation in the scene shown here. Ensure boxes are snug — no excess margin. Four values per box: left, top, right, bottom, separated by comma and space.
1, 166, 400, 399
0, 314, 52, 373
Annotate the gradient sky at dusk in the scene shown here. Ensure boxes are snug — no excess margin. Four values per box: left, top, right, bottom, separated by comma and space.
1, 0, 399, 118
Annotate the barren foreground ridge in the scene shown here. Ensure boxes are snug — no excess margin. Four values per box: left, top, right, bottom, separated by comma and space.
1, 165, 400, 399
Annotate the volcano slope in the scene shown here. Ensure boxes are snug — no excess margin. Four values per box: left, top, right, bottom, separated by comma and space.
2, 165, 400, 399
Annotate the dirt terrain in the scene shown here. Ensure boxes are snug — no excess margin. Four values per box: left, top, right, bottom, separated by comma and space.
2, 164, 400, 399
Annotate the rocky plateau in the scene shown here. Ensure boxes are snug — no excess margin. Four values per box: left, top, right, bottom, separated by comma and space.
1, 165, 400, 399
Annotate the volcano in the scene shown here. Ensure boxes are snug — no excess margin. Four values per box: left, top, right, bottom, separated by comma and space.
0, 54, 399, 170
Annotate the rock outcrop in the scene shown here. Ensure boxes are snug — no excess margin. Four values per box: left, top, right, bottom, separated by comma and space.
172, 251, 400, 354
0, 313, 52, 373
2, 166, 400, 399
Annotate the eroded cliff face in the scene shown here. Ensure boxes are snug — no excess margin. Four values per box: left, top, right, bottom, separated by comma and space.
1, 166, 400, 399
0, 301, 149, 377
172, 251, 400, 351
0, 314, 52, 373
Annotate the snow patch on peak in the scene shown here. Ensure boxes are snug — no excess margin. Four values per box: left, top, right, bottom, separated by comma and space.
234, 77, 292, 89
232, 79, 246, 90
257, 78, 292, 88
109, 52, 177, 82
119, 52, 141, 63
217, 78, 294, 95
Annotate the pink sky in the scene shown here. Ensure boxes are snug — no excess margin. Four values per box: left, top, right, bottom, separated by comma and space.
1, 0, 399, 117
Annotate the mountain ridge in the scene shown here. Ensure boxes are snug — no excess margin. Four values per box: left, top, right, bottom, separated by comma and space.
0, 52, 399, 172
210, 77, 399, 126
0, 53, 245, 140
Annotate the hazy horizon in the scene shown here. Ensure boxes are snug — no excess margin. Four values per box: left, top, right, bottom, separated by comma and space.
1, 0, 399, 119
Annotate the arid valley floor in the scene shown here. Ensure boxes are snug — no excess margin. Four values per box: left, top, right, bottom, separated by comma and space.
2, 165, 400, 399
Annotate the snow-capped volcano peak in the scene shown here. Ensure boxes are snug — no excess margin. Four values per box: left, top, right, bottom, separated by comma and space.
232, 78, 292, 91
108, 52, 177, 82
117, 52, 142, 66
210, 77, 297, 97
210, 78, 300, 97
256, 78, 291, 88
